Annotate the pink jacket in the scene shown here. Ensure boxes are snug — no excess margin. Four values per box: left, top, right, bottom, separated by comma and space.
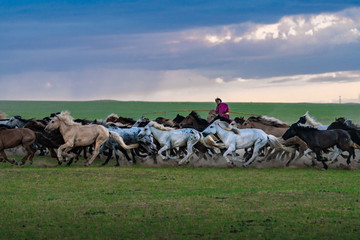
216, 102, 230, 119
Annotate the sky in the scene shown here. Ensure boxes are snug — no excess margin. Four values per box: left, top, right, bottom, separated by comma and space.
1, 1, 360, 103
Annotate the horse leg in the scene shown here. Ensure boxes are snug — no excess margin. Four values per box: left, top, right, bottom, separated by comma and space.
243, 139, 267, 168
57, 142, 74, 162
130, 149, 137, 164
23, 143, 36, 165
329, 146, 341, 164
346, 148, 355, 165
102, 148, 113, 166
222, 146, 236, 165
114, 150, 121, 166
178, 136, 200, 165
49, 148, 62, 165
158, 145, 170, 160
0, 149, 17, 165
315, 150, 328, 170
85, 136, 108, 166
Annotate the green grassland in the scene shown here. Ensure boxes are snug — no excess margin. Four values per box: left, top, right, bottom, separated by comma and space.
1, 164, 360, 239
1, 100, 360, 239
0, 100, 359, 124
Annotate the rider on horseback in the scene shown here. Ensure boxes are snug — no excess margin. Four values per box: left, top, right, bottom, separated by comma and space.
215, 98, 230, 119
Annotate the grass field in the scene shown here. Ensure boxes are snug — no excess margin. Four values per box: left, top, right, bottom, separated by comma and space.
0, 100, 359, 124
1, 100, 360, 239
1, 159, 360, 239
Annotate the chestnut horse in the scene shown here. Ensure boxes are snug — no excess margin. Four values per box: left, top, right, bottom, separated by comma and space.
0, 128, 36, 165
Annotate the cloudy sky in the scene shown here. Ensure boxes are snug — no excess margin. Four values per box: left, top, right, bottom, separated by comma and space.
1, 1, 360, 103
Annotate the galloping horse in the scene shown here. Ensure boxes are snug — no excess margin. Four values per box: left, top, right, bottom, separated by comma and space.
202, 120, 294, 167
180, 111, 209, 131
0, 128, 36, 165
137, 121, 202, 165
172, 114, 185, 128
155, 117, 175, 127
7, 115, 31, 128
232, 115, 307, 164
328, 118, 360, 147
24, 120, 63, 163
236, 116, 289, 137
100, 126, 156, 166
283, 124, 358, 170
45, 111, 137, 166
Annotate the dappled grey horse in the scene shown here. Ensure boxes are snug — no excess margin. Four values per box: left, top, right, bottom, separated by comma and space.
137, 121, 202, 165
100, 126, 157, 166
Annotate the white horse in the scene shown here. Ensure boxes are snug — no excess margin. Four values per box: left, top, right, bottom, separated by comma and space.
137, 121, 201, 165
202, 120, 293, 167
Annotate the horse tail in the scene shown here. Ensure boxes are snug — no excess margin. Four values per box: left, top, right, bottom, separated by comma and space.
109, 131, 139, 149
267, 135, 296, 153
349, 141, 360, 150
199, 133, 226, 149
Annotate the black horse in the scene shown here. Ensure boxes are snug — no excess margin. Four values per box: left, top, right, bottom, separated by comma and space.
283, 123, 356, 170
328, 118, 360, 146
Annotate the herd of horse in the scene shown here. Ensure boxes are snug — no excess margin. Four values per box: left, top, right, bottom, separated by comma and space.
0, 110, 359, 170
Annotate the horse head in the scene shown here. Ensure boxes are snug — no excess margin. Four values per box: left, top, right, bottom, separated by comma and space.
45, 117, 61, 132
202, 120, 219, 137
137, 124, 152, 139
206, 110, 217, 122
179, 115, 195, 128
282, 123, 298, 140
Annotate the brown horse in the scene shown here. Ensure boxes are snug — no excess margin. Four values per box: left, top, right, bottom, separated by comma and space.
45, 111, 138, 166
0, 128, 36, 165
155, 117, 175, 127
207, 110, 217, 122
180, 111, 209, 131
234, 115, 289, 137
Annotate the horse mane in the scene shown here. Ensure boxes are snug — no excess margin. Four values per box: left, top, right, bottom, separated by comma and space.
217, 120, 240, 134
24, 120, 46, 131
293, 124, 320, 131
173, 114, 185, 123
344, 119, 360, 130
189, 111, 208, 125
248, 115, 288, 127
303, 111, 322, 127
105, 113, 119, 122
91, 119, 108, 127
211, 115, 232, 124
115, 116, 136, 125
233, 117, 245, 124
208, 110, 216, 115
155, 117, 174, 126
148, 121, 174, 131
56, 111, 79, 126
